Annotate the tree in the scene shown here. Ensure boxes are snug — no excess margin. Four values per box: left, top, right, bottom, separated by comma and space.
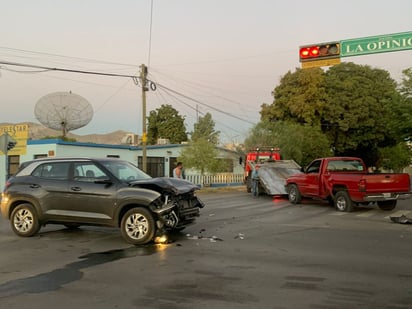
261, 67, 327, 127
263, 63, 407, 167
179, 138, 225, 178
146, 104, 187, 145
378, 143, 411, 172
191, 112, 220, 145
322, 63, 400, 165
244, 120, 332, 167
181, 113, 224, 181
396, 68, 412, 142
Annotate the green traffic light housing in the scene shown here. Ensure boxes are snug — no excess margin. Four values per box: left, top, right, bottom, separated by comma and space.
0, 133, 17, 153
299, 42, 340, 62
7, 140, 17, 151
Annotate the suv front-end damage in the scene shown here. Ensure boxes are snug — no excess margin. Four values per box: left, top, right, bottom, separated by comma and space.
129, 177, 205, 234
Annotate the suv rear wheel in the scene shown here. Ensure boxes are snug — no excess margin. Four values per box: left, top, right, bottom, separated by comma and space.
121, 207, 155, 245
10, 203, 40, 237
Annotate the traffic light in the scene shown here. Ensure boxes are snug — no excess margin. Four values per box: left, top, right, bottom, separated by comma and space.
0, 133, 17, 153
7, 139, 17, 151
299, 42, 340, 62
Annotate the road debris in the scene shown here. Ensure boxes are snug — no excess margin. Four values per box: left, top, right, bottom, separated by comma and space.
390, 215, 412, 224
185, 233, 223, 242
234, 233, 245, 240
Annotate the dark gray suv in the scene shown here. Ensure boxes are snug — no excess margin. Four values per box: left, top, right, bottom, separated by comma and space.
0, 157, 204, 245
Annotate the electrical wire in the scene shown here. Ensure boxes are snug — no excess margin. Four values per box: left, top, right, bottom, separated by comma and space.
148, 67, 259, 117
0, 66, 52, 74
154, 81, 256, 125
0, 46, 138, 68
0, 60, 140, 80
0, 58, 255, 139
153, 85, 245, 137
147, 0, 154, 67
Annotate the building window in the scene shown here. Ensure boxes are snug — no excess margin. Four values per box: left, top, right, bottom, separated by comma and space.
8, 155, 20, 177
34, 154, 47, 159
137, 156, 165, 177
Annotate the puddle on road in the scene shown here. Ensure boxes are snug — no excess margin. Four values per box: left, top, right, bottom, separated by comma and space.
0, 245, 162, 298
0, 229, 226, 299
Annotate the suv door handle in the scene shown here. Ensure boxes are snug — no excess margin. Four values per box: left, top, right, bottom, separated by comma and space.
71, 187, 82, 191
30, 184, 40, 188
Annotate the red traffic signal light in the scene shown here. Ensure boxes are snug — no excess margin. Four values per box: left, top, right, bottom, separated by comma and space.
299, 42, 340, 62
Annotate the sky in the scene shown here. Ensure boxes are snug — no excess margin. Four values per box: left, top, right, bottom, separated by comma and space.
1, 0, 412, 144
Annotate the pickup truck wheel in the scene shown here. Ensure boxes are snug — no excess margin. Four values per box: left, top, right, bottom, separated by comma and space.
335, 191, 354, 212
377, 200, 397, 211
10, 203, 40, 237
288, 184, 302, 204
121, 207, 155, 245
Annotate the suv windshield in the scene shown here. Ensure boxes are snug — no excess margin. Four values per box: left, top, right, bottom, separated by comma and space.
101, 160, 152, 182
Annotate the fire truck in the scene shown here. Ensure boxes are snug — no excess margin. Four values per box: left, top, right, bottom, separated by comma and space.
244, 147, 301, 195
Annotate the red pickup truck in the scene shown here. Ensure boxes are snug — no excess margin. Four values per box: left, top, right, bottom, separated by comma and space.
285, 157, 411, 212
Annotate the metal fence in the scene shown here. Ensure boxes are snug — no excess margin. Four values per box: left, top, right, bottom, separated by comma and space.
186, 173, 244, 187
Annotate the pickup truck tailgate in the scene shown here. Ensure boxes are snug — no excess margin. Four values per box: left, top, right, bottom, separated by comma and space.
363, 173, 411, 193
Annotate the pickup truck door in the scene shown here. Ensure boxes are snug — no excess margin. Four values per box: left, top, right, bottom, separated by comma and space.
303, 159, 322, 196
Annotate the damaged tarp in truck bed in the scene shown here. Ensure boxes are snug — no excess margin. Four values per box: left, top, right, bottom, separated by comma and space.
253, 160, 301, 195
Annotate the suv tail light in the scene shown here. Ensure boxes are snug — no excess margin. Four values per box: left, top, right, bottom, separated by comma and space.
4, 180, 11, 190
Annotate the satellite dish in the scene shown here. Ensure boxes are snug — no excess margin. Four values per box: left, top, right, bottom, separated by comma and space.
35, 91, 93, 137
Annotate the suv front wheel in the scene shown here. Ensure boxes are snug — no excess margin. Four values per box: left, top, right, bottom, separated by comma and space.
10, 203, 41, 237
121, 207, 155, 245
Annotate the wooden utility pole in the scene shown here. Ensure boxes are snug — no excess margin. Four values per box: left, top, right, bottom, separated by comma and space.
140, 64, 148, 172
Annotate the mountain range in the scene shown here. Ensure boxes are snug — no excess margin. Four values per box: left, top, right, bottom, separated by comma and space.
1, 122, 132, 145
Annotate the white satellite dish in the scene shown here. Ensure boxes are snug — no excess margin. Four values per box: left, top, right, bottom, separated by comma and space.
35, 91, 93, 137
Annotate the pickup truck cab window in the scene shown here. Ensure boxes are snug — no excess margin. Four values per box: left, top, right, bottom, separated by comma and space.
326, 160, 365, 172
306, 160, 321, 174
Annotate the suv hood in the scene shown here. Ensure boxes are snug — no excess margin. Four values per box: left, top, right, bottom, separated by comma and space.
129, 177, 200, 194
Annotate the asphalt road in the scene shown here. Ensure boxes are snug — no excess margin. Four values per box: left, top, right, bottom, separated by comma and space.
0, 189, 411, 309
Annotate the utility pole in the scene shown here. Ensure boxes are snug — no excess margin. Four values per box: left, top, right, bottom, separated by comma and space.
140, 64, 148, 172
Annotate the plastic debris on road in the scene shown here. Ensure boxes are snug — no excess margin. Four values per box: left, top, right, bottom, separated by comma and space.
234, 233, 245, 240
390, 215, 412, 224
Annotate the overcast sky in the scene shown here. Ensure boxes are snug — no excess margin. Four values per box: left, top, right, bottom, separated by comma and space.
1, 0, 412, 144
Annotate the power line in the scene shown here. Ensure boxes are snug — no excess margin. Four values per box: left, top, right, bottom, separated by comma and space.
0, 60, 140, 81
147, 0, 154, 67
155, 81, 256, 125
0, 46, 137, 68
0, 59, 256, 130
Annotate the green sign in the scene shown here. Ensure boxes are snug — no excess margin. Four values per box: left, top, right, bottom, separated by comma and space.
341, 31, 412, 57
